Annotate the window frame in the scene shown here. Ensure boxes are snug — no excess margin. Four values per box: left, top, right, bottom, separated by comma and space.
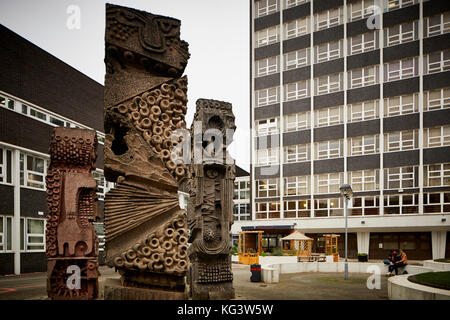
348, 65, 379, 89
256, 0, 279, 18
384, 93, 419, 117
424, 50, 450, 75
285, 144, 310, 163
424, 87, 450, 111
255, 25, 280, 48
384, 166, 418, 190
423, 126, 450, 148
284, 80, 310, 101
285, 16, 310, 40
314, 73, 343, 95
384, 21, 418, 47
284, 48, 310, 70
315, 139, 343, 160
255, 86, 280, 107
347, 100, 379, 123
314, 106, 343, 128
424, 163, 450, 187
256, 117, 279, 136
424, 12, 450, 37
315, 7, 343, 31
284, 112, 310, 132
348, 135, 379, 156
384, 130, 419, 152
384, 57, 419, 82
314, 40, 343, 63
314, 173, 344, 194
348, 31, 378, 55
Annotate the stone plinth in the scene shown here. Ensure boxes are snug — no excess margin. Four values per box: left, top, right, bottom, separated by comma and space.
103, 278, 186, 300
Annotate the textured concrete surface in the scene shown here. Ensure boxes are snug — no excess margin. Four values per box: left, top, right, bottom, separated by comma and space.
388, 274, 450, 300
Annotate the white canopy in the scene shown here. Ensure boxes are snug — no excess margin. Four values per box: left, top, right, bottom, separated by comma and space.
281, 230, 312, 241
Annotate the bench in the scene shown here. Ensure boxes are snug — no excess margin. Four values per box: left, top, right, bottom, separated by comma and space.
297, 253, 327, 263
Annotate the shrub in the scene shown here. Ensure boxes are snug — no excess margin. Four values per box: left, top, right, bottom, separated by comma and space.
272, 248, 283, 256
261, 252, 267, 257
231, 246, 238, 256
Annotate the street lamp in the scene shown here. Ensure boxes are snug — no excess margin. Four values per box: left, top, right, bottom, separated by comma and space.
340, 184, 353, 280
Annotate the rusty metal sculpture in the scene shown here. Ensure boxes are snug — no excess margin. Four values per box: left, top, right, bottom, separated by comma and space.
186, 99, 236, 300
103, 4, 189, 299
46, 127, 100, 300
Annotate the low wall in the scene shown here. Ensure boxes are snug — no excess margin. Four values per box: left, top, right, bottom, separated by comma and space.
423, 260, 450, 271
388, 275, 450, 300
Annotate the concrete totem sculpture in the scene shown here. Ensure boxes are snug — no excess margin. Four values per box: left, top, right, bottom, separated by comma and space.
186, 99, 236, 300
46, 127, 100, 300
103, 4, 189, 299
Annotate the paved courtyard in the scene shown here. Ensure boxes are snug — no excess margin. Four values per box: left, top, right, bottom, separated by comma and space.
0, 263, 388, 300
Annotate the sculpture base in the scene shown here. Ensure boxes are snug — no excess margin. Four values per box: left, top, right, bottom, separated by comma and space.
189, 282, 235, 300
104, 278, 187, 300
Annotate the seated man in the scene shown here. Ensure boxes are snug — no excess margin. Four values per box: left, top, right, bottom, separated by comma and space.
388, 249, 407, 276
384, 250, 397, 276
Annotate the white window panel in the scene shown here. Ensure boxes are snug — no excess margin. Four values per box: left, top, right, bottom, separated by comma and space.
94, 170, 111, 200
315, 7, 343, 31
424, 87, 450, 111
424, 50, 450, 74
284, 175, 310, 196
384, 57, 418, 82
384, 130, 418, 152
424, 163, 450, 187
285, 144, 310, 163
315, 139, 343, 160
256, 179, 280, 198
384, 93, 418, 117
385, 21, 418, 47
424, 126, 450, 148
284, 112, 310, 131
350, 196, 380, 216
284, 200, 311, 218
315, 40, 343, 63
424, 192, 450, 214
315, 73, 343, 95
425, 12, 450, 37
315, 106, 343, 127
0, 147, 12, 184
255, 86, 280, 107
384, 194, 419, 215
315, 173, 344, 194
255, 25, 280, 48
348, 31, 378, 55
386, 0, 418, 12
20, 153, 47, 190
348, 65, 379, 89
25, 218, 45, 251
256, 0, 279, 18
347, 0, 375, 22
284, 80, 310, 101
314, 198, 344, 217
284, 48, 310, 70
234, 178, 250, 200
348, 100, 379, 122
256, 148, 279, 166
384, 166, 417, 189
256, 202, 281, 219
285, 16, 310, 39
349, 135, 379, 156
256, 118, 279, 136
348, 169, 379, 191
256, 56, 280, 77
285, 0, 308, 9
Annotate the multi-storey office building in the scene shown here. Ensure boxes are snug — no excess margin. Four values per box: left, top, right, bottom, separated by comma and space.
234, 0, 450, 259
232, 167, 251, 247
0, 25, 108, 274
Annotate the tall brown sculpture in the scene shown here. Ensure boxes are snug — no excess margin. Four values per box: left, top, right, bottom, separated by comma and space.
103, 4, 190, 299
186, 99, 236, 300
46, 127, 100, 300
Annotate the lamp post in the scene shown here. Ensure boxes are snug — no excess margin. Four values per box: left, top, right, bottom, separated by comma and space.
339, 184, 353, 280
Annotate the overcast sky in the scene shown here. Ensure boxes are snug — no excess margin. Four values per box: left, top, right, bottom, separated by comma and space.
0, 0, 250, 171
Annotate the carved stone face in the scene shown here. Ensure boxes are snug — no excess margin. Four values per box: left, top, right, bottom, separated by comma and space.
203, 228, 216, 242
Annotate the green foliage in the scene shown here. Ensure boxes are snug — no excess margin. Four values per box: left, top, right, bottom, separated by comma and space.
272, 248, 283, 256
261, 252, 267, 257
231, 246, 238, 256
358, 253, 368, 256
409, 271, 450, 290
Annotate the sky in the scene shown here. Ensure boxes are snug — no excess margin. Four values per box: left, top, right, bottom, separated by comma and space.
0, 0, 251, 171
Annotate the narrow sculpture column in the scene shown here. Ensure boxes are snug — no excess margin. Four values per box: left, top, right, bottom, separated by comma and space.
103, 4, 190, 299
186, 99, 236, 300
46, 128, 100, 300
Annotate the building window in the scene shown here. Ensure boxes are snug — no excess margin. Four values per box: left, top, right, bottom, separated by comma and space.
348, 100, 379, 122
348, 135, 379, 156
384, 21, 418, 47
256, 118, 279, 136
255, 25, 280, 48
423, 125, 450, 148
284, 16, 310, 40
93, 171, 111, 200
424, 163, 450, 187
285, 0, 308, 9
284, 48, 310, 70
314, 173, 343, 194
384, 93, 418, 117
314, 40, 343, 63
424, 87, 450, 111
384, 194, 419, 215
424, 192, 450, 214
284, 175, 310, 196
256, 179, 279, 198
350, 196, 380, 216
233, 204, 251, 221
384, 130, 418, 152
0, 147, 12, 184
314, 73, 343, 95
0, 216, 12, 252
285, 112, 310, 131
424, 12, 450, 37
347, 0, 375, 22
234, 179, 250, 200
255, 86, 280, 107
256, 56, 280, 77
93, 223, 105, 252
20, 154, 47, 190
24, 218, 45, 251
424, 50, 450, 74
315, 139, 343, 160
314, 106, 343, 128
0, 95, 16, 111
285, 144, 310, 163
284, 200, 311, 218
256, 148, 279, 166
315, 7, 343, 31
314, 198, 343, 217
386, 0, 418, 12
348, 169, 379, 191
256, 202, 280, 219
256, 0, 279, 18
384, 57, 418, 82
348, 31, 378, 55
284, 80, 310, 101
384, 166, 418, 189
348, 65, 379, 89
